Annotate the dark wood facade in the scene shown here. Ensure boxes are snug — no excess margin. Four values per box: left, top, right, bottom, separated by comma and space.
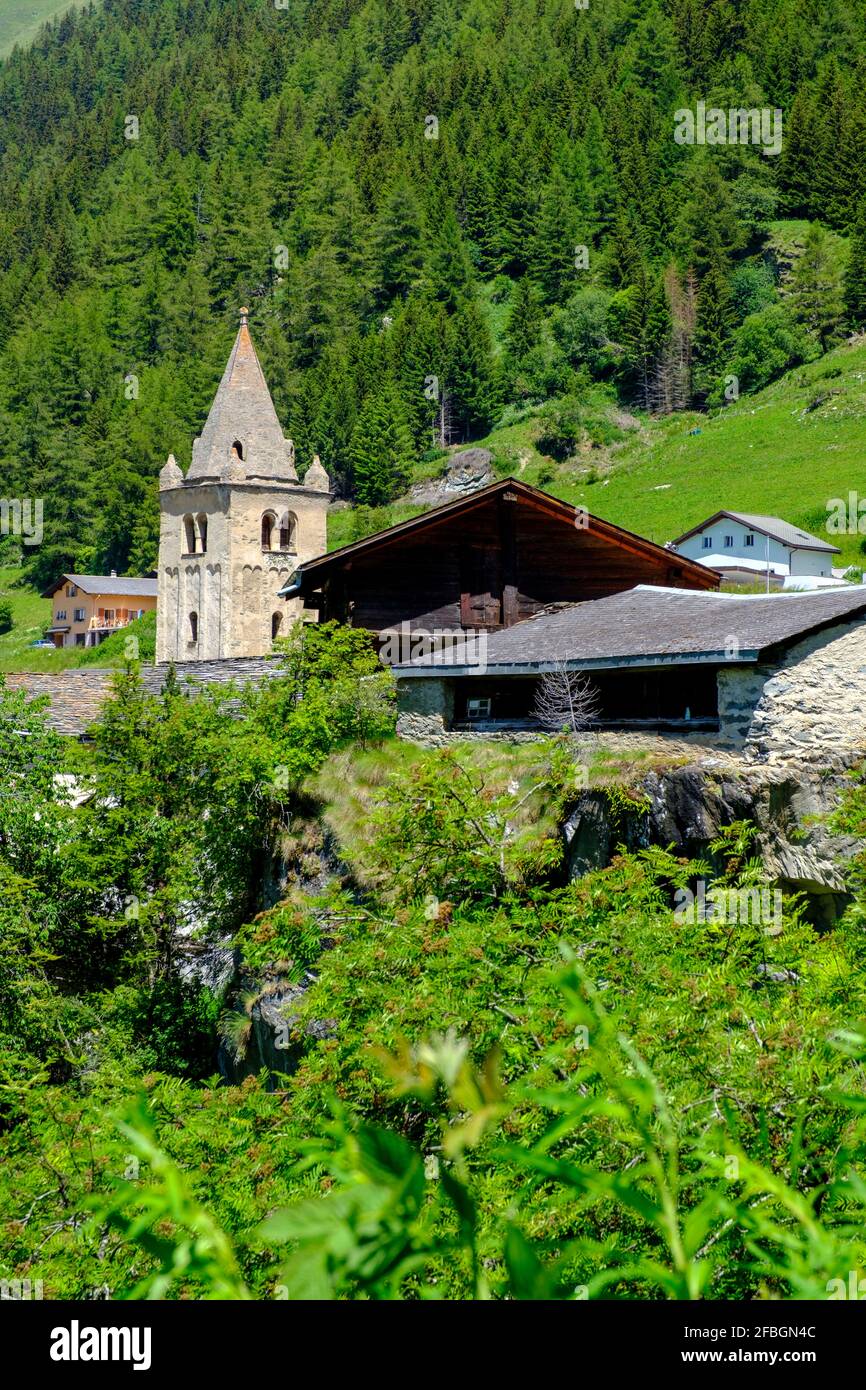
292, 478, 719, 633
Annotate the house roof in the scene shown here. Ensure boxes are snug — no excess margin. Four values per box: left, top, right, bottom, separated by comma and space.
41, 573, 158, 599
6, 658, 281, 736
673, 510, 840, 555
395, 584, 866, 676
279, 477, 720, 595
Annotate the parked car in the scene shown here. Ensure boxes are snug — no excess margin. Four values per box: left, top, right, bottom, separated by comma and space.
30, 639, 56, 649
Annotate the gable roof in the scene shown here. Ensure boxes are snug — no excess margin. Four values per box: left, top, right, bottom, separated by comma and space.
673, 510, 840, 554
41, 573, 158, 599
187, 308, 297, 483
279, 477, 720, 595
395, 584, 866, 676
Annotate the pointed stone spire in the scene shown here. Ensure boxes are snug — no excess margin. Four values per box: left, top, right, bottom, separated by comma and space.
304, 453, 330, 492
159, 453, 183, 490
188, 308, 297, 483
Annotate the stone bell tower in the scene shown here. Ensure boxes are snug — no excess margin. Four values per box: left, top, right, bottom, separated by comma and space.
156, 309, 330, 663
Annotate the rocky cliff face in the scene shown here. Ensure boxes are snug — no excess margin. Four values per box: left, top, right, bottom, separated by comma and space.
218, 970, 335, 1087
563, 758, 861, 926
217, 752, 864, 1084
217, 819, 344, 1085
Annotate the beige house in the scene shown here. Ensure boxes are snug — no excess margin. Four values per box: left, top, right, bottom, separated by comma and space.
43, 573, 157, 649
156, 308, 330, 662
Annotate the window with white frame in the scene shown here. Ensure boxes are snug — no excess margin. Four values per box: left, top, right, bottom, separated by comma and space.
702, 536, 712, 549
724, 535, 734, 548
466, 697, 492, 720
744, 533, 755, 547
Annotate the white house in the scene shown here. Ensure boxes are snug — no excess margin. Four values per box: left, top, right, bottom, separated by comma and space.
671, 511, 842, 589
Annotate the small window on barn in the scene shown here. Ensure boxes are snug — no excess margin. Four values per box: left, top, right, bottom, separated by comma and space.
702, 536, 712, 550
271, 611, 283, 642
466, 697, 492, 721
183, 515, 196, 554
724, 535, 734, 548
261, 512, 276, 551
188, 611, 198, 644
196, 514, 208, 554
744, 533, 755, 548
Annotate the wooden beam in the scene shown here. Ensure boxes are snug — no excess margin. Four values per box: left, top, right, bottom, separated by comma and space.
499, 491, 519, 627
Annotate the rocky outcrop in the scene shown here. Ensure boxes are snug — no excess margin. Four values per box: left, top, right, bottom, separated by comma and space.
218, 972, 335, 1086
218, 818, 345, 1084
405, 449, 495, 505
563, 759, 862, 925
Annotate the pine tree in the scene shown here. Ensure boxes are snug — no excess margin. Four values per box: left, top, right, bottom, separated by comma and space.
845, 202, 866, 330
530, 166, 586, 304
371, 181, 424, 308
505, 278, 544, 362
610, 261, 671, 410
390, 295, 449, 449
446, 298, 501, 441
347, 386, 415, 505
154, 184, 197, 270
789, 223, 846, 351
583, 107, 617, 235
427, 208, 474, 311
778, 88, 817, 219
693, 259, 735, 401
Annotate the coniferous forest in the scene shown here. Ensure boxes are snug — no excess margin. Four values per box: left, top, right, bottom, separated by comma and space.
6, 0, 866, 1335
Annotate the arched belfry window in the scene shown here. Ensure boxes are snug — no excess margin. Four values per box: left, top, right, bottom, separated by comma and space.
196, 514, 208, 554
188, 611, 198, 644
261, 512, 276, 551
279, 511, 298, 553
232, 440, 244, 460
271, 611, 283, 642
183, 515, 196, 555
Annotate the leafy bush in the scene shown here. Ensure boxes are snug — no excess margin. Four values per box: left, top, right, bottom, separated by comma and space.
727, 304, 816, 395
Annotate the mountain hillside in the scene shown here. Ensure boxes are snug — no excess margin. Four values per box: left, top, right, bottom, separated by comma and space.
467, 332, 866, 566
0, 0, 865, 596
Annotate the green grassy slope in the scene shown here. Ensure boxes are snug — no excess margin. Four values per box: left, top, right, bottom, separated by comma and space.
0, 0, 78, 57
457, 340, 866, 571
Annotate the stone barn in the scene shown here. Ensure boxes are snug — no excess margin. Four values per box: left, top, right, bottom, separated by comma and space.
393, 585, 866, 759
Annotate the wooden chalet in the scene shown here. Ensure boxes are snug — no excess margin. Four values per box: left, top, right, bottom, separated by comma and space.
280, 478, 719, 634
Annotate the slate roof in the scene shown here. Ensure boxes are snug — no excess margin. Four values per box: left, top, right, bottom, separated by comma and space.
673, 510, 840, 554
6, 658, 281, 736
42, 573, 158, 599
395, 584, 866, 676
187, 308, 298, 483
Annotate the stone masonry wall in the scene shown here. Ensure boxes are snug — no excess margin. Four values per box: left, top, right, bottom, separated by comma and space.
720, 618, 866, 761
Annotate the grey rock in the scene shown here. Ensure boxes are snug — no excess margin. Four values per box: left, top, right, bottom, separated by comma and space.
405, 449, 495, 506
